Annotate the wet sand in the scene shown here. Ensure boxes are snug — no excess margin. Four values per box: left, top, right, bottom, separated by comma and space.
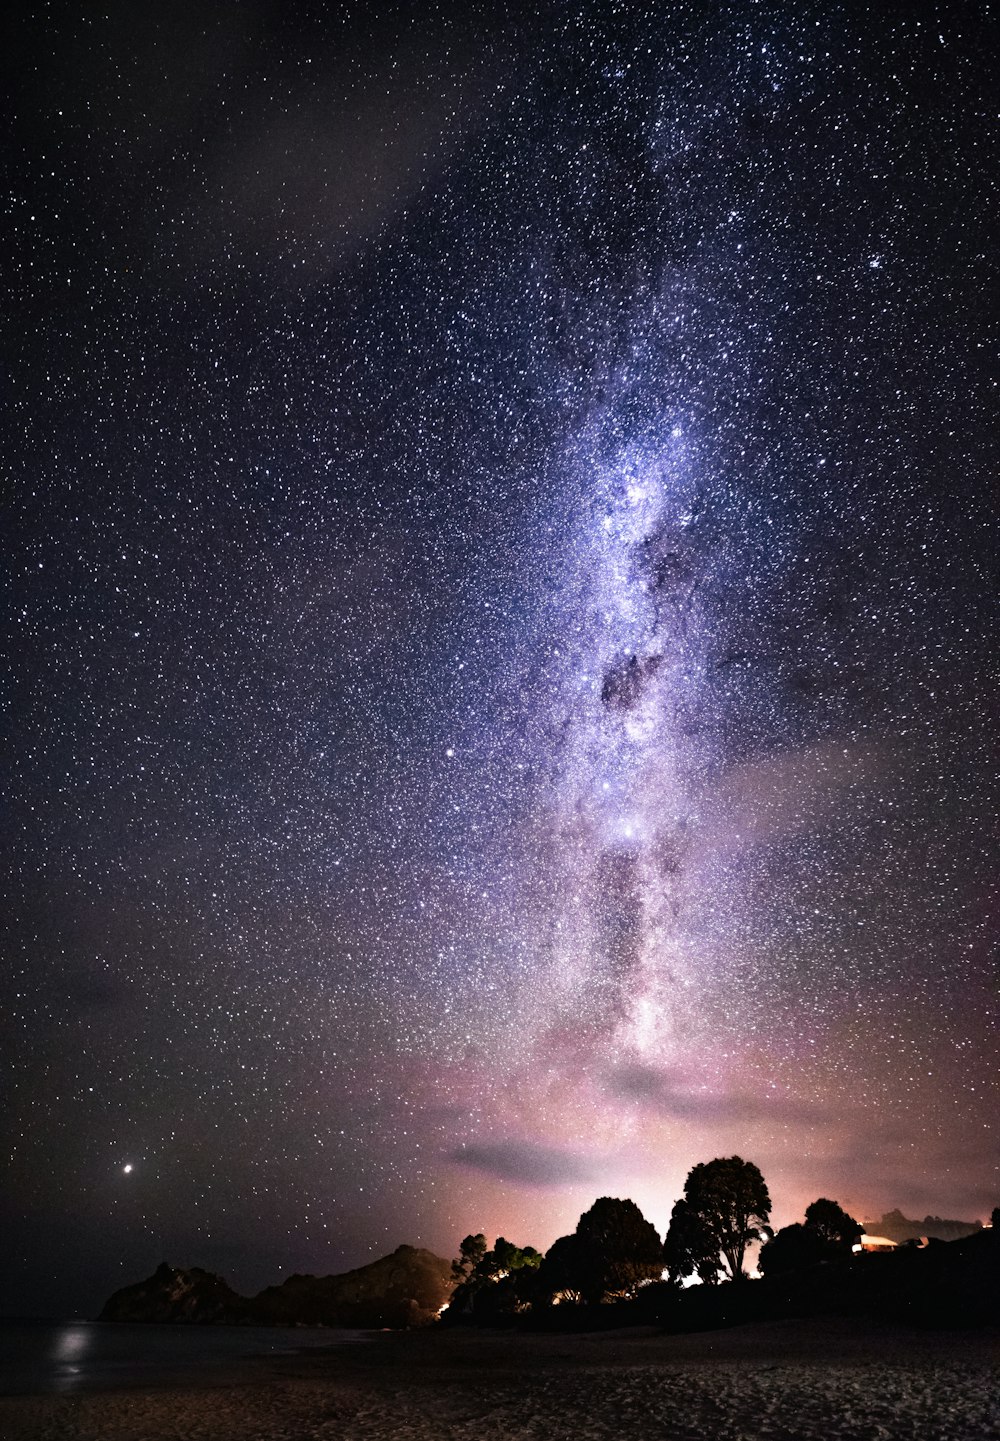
2, 1317, 997, 1440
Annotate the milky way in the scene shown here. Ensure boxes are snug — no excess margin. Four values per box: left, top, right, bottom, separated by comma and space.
4, 3, 998, 1314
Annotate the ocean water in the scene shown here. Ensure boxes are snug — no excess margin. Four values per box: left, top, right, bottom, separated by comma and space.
0, 1320, 366, 1395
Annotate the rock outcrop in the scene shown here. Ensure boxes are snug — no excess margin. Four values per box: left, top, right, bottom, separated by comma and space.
98, 1244, 453, 1328
99, 1262, 248, 1323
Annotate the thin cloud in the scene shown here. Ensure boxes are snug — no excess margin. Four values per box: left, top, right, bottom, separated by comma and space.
448, 1140, 598, 1187
610, 1062, 831, 1128
696, 738, 905, 853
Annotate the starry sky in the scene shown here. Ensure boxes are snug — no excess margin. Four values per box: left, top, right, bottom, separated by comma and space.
4, 1, 998, 1318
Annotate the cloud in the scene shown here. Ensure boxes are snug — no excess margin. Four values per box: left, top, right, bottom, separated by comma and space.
609, 1062, 830, 1128
447, 1140, 599, 1187
196, 22, 510, 275
696, 738, 905, 853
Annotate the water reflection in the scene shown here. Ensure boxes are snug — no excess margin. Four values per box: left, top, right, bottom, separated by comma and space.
0, 1321, 364, 1396
49, 1324, 91, 1393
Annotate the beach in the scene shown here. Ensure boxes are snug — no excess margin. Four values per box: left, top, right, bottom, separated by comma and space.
1, 1318, 997, 1440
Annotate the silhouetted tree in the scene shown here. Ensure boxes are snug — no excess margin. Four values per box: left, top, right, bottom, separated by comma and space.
468, 1246, 544, 1317
488, 1237, 542, 1277
571, 1197, 663, 1303
451, 1233, 487, 1285
759, 1198, 862, 1276
535, 1233, 586, 1305
447, 1234, 541, 1315
803, 1198, 863, 1252
758, 1222, 826, 1276
663, 1197, 722, 1285
676, 1156, 771, 1281
990, 1207, 1000, 1233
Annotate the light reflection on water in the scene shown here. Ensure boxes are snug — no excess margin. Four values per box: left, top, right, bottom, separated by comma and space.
50, 1324, 91, 1393
1, 1322, 364, 1396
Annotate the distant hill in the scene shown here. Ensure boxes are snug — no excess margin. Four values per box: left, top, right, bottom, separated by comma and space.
863, 1208, 982, 1243
98, 1245, 452, 1328
250, 1246, 454, 1328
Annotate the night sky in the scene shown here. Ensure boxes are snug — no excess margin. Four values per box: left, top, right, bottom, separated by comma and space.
4, 1, 998, 1319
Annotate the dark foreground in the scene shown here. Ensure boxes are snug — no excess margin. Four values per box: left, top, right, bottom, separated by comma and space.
0, 1318, 997, 1440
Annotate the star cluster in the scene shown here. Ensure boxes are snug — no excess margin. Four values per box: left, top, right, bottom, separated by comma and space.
3, 2, 997, 1314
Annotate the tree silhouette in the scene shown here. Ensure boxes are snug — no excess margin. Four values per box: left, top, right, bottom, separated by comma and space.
447, 1234, 541, 1315
759, 1197, 862, 1276
758, 1221, 826, 1276
488, 1237, 542, 1277
535, 1233, 586, 1305
663, 1196, 722, 1285
450, 1233, 487, 1285
570, 1196, 663, 1303
675, 1156, 771, 1281
803, 1198, 863, 1251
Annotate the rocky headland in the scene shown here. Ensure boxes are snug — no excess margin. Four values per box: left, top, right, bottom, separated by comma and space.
98, 1244, 452, 1328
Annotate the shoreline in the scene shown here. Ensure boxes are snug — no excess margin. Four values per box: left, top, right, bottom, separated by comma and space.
2, 1317, 997, 1439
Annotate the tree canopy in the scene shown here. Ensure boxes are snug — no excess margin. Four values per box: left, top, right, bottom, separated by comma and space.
450, 1233, 487, 1285
803, 1198, 863, 1250
663, 1197, 723, 1285
535, 1232, 586, 1304
668, 1156, 771, 1282
757, 1221, 827, 1276
446, 1234, 542, 1316
759, 1197, 862, 1276
570, 1196, 664, 1303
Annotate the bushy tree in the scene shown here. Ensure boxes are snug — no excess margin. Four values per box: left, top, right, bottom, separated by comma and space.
674, 1156, 771, 1282
489, 1237, 543, 1277
758, 1222, 826, 1276
803, 1198, 863, 1251
451, 1233, 487, 1285
571, 1197, 663, 1303
535, 1233, 585, 1305
758, 1198, 862, 1276
447, 1234, 541, 1315
663, 1197, 722, 1285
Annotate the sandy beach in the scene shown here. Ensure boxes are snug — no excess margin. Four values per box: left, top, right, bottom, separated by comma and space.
1, 1318, 997, 1441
